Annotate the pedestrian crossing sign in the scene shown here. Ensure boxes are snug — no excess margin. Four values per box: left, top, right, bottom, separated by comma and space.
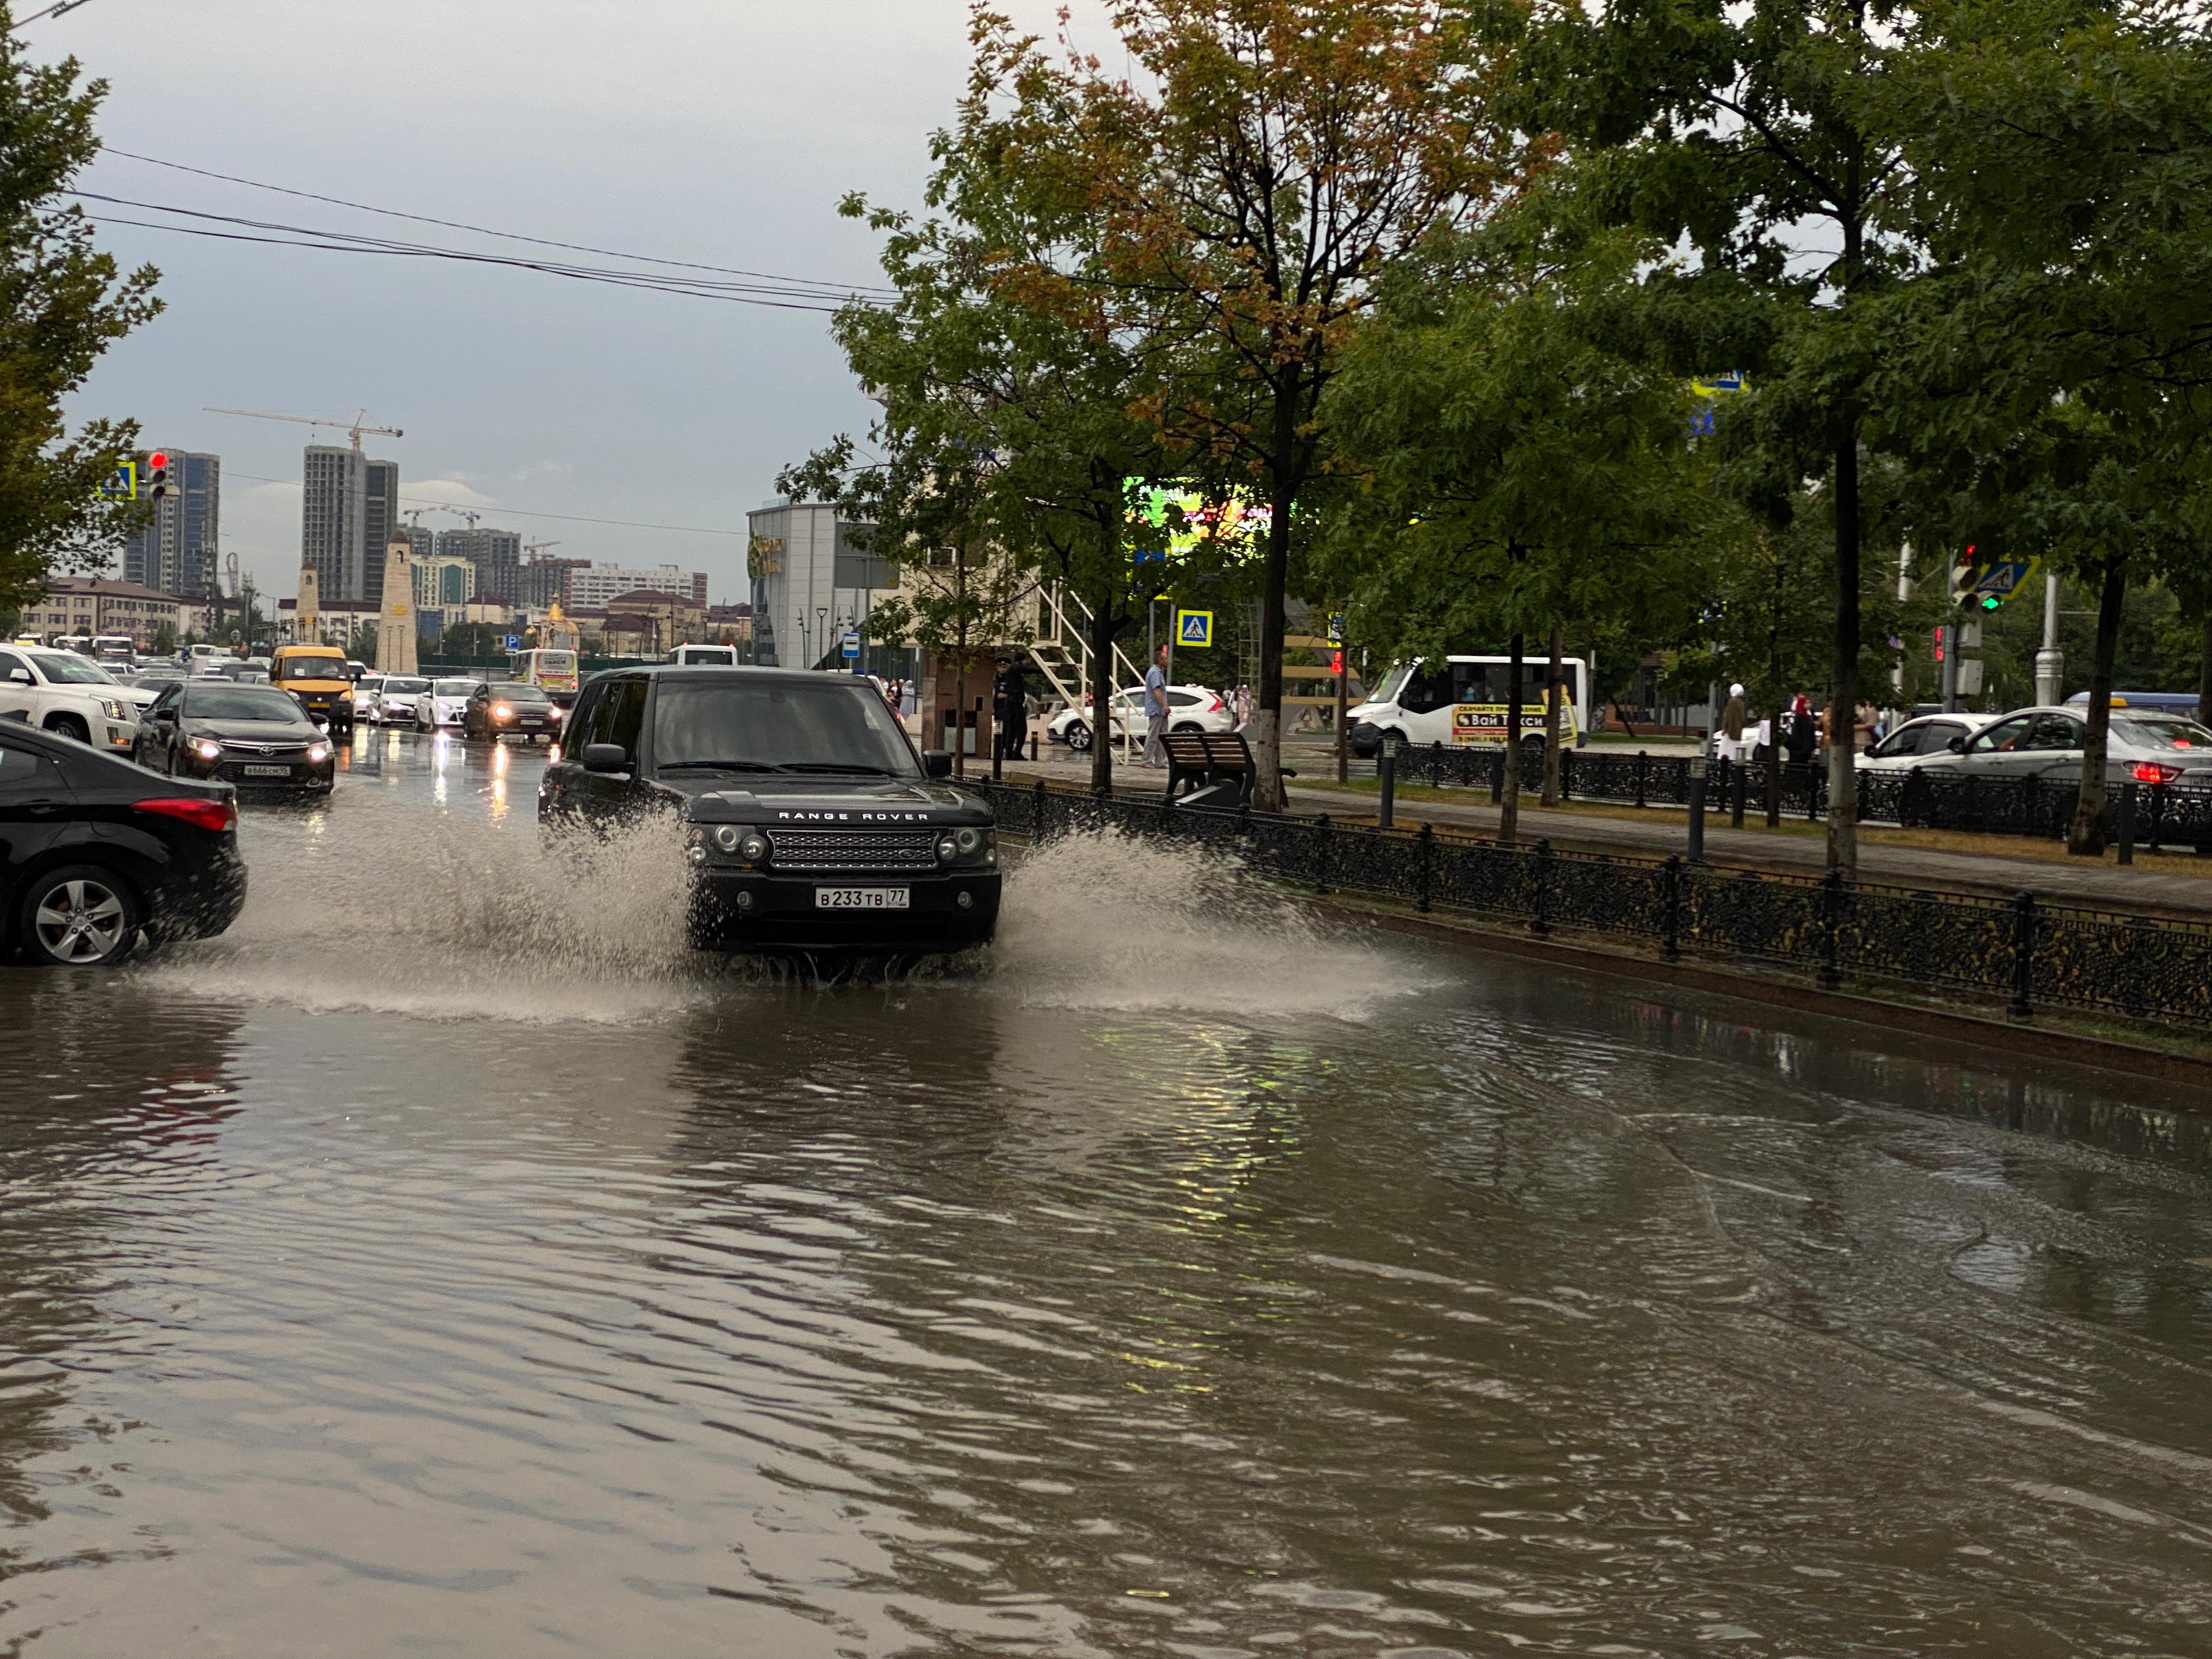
1177, 610, 1212, 647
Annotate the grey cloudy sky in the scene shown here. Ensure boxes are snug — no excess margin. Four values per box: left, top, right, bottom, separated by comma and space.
30, 0, 1103, 605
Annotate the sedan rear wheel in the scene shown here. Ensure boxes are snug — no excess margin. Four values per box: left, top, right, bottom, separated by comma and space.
19, 865, 142, 967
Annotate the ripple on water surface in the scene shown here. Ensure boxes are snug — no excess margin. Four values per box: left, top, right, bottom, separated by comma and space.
4, 739, 2211, 1656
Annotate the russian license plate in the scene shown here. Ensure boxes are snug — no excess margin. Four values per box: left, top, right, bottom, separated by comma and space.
242, 764, 291, 777
815, 887, 909, 910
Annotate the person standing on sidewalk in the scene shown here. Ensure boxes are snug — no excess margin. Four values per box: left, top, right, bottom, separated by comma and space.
1718, 683, 1747, 764
1142, 645, 1171, 767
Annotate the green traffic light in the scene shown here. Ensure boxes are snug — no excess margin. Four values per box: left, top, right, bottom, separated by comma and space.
1980, 594, 2002, 610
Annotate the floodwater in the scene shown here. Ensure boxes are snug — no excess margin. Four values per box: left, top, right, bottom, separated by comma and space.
3, 727, 2211, 1657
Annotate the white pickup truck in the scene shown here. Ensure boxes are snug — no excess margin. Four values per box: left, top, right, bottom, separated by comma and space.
0, 642, 153, 754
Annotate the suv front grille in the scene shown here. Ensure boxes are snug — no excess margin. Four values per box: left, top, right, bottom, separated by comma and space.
768, 828, 940, 873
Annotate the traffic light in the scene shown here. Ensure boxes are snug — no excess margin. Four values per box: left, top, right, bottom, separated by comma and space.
146, 450, 172, 500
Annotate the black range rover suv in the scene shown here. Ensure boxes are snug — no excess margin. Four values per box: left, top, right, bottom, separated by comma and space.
539, 667, 1000, 955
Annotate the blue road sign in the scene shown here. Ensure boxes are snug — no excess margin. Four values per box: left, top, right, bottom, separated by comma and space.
1176, 610, 1213, 647
99, 462, 139, 500
841, 630, 861, 658
504, 634, 521, 650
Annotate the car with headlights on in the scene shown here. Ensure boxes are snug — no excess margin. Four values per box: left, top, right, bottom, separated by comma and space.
0, 642, 146, 754
363, 674, 428, 725
412, 678, 481, 731
462, 680, 561, 742
538, 667, 998, 957
1, 719, 246, 966
132, 681, 335, 795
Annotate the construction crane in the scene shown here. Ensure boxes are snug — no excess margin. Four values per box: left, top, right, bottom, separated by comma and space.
523, 540, 562, 556
204, 407, 404, 452
444, 506, 483, 531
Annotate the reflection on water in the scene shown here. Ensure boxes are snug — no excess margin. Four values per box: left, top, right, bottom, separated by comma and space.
2, 730, 2210, 1655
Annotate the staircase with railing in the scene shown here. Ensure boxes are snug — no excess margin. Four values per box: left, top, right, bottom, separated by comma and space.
1026, 583, 1143, 750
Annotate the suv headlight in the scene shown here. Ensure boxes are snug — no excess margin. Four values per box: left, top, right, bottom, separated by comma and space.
194, 738, 223, 760
98, 697, 128, 721
944, 826, 995, 868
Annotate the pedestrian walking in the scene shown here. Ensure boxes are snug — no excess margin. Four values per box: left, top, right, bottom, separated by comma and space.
1142, 645, 1171, 767
995, 656, 1029, 760
899, 678, 918, 728
1717, 682, 1747, 764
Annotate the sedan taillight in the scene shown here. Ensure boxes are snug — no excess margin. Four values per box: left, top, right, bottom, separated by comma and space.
134, 797, 238, 834
2131, 761, 2181, 785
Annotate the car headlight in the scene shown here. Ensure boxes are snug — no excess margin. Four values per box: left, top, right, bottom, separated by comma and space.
739, 831, 769, 862
308, 743, 330, 763
193, 738, 223, 760
99, 697, 128, 720
713, 826, 741, 853
936, 833, 959, 864
493, 704, 513, 719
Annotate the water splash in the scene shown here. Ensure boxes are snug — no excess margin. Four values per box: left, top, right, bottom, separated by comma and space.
989, 828, 1439, 1020
136, 794, 703, 1025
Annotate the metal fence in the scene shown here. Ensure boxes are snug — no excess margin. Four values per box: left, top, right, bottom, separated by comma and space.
1390, 742, 2212, 848
973, 779, 2212, 1029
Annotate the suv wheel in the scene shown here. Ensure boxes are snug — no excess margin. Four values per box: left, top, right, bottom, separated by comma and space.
1065, 720, 1092, 753
19, 865, 142, 967
44, 713, 90, 744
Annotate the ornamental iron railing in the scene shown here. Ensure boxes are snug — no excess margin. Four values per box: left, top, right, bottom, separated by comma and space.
973, 778, 2212, 1029
1386, 742, 2212, 847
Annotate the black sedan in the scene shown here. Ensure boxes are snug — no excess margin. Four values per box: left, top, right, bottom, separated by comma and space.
132, 681, 337, 794
462, 681, 562, 742
1, 718, 247, 966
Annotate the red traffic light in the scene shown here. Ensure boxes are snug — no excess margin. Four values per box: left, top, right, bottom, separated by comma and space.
148, 451, 168, 471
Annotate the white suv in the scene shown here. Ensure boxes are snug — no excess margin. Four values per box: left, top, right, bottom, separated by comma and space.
0, 644, 145, 753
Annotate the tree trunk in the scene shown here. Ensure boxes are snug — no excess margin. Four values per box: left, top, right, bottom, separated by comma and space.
1541, 622, 1564, 807
1250, 392, 1296, 814
2068, 557, 2128, 856
1826, 436, 1861, 876
2197, 610, 2212, 729
1500, 631, 1525, 844
1087, 593, 1116, 797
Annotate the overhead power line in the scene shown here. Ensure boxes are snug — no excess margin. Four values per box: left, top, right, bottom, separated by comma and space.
99, 148, 899, 300
73, 193, 880, 312
225, 470, 746, 537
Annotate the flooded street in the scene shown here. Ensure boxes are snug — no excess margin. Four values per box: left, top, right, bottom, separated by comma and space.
4, 729, 2211, 1657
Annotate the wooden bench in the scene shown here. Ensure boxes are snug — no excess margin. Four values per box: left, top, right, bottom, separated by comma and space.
1161, 730, 1294, 809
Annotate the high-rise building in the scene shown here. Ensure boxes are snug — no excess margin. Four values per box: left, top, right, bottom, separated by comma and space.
744, 501, 888, 669
364, 460, 399, 609
519, 555, 590, 610
120, 449, 221, 598
301, 445, 400, 603
433, 527, 525, 603
564, 562, 709, 612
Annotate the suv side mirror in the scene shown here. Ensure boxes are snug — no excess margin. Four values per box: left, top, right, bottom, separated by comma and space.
922, 749, 953, 779
582, 743, 630, 775
1946, 735, 1966, 753
7, 668, 30, 685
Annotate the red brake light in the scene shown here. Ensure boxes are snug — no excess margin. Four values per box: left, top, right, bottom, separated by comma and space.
2130, 762, 2180, 785
134, 796, 237, 834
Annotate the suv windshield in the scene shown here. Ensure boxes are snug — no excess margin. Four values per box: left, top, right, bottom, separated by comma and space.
2114, 715, 2212, 751
653, 679, 921, 776
35, 653, 118, 685
185, 686, 313, 723
278, 656, 348, 682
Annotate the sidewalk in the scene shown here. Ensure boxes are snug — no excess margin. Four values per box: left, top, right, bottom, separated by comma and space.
987, 751, 2212, 921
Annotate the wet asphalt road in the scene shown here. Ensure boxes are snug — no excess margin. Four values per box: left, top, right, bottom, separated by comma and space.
2, 725, 2210, 1656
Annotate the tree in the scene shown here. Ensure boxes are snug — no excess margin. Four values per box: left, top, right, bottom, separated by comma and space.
1865, 0, 2212, 852
0, 16, 161, 610
1525, 0, 1922, 874
1327, 221, 1711, 839
968, 1, 1531, 810
778, 436, 1036, 778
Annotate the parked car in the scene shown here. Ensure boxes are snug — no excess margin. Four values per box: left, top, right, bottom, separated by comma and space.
1915, 704, 2212, 788
462, 681, 562, 742
1857, 712, 2001, 772
0, 642, 145, 754
1048, 684, 1233, 752
352, 674, 386, 721
132, 681, 336, 795
412, 678, 481, 731
539, 667, 998, 956
1, 719, 247, 966
364, 675, 429, 725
